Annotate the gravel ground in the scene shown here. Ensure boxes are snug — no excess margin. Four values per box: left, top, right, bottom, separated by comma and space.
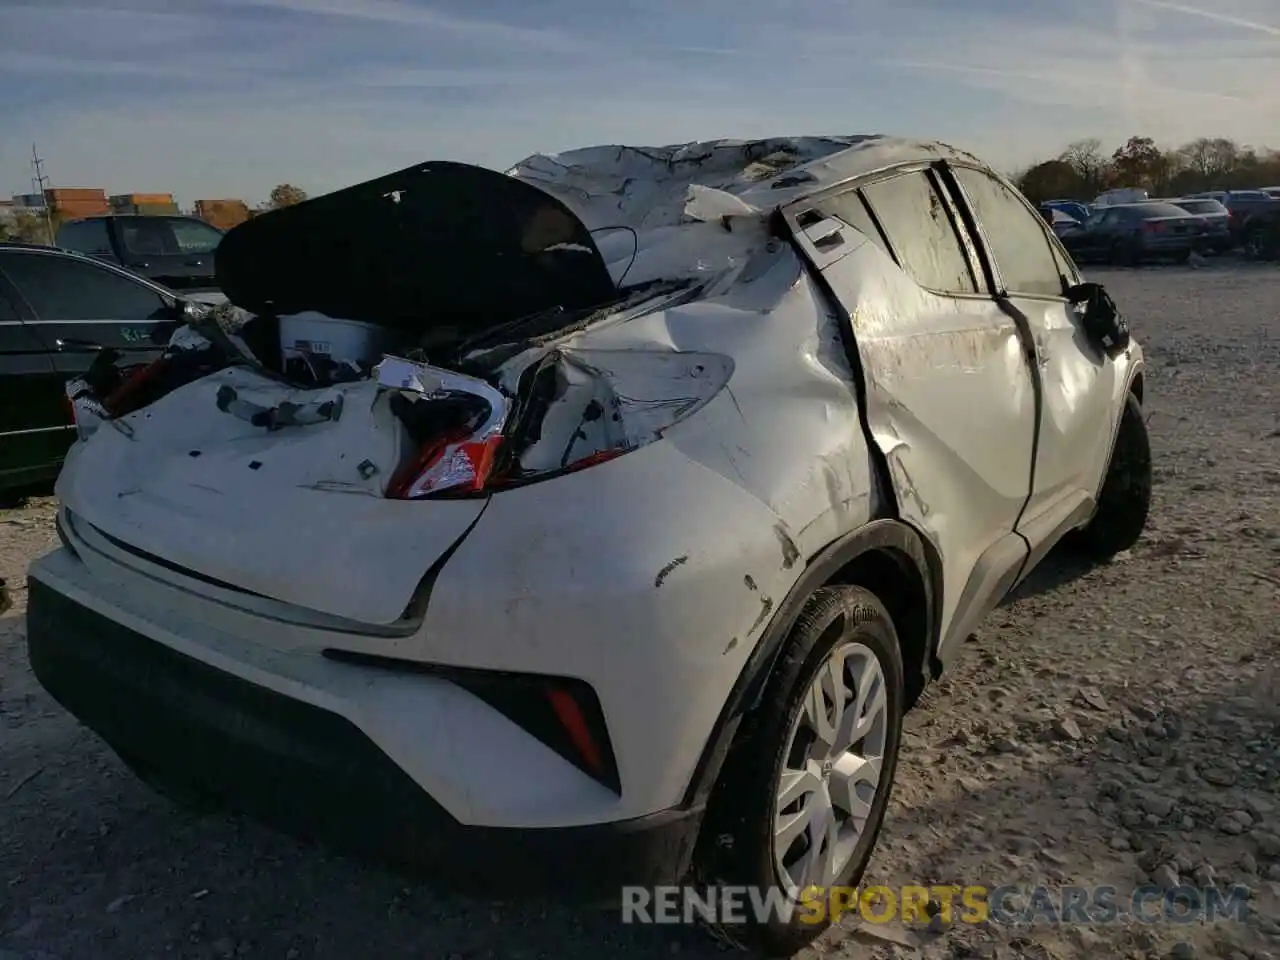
2, 263, 1278, 960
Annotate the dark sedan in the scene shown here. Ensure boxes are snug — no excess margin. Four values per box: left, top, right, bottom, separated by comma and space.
0, 243, 193, 501
1169, 197, 1233, 252
1060, 202, 1209, 265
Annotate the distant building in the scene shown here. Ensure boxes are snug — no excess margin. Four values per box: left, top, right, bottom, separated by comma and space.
109, 192, 179, 216
44, 187, 109, 218
194, 198, 251, 231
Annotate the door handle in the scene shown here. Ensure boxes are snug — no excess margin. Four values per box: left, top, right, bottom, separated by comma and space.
55, 338, 104, 352
184, 259, 204, 267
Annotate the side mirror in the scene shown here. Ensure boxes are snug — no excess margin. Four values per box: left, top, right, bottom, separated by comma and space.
1066, 282, 1131, 355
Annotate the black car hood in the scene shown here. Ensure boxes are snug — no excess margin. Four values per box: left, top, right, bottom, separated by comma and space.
215, 161, 618, 337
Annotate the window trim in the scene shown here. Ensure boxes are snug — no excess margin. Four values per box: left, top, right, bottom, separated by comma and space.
0, 247, 176, 323
942, 160, 1074, 303
850, 166, 989, 300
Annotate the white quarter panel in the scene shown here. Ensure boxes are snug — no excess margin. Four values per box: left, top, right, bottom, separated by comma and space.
795, 232, 1037, 643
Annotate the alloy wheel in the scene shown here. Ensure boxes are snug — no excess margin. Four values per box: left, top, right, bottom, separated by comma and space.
773, 641, 889, 897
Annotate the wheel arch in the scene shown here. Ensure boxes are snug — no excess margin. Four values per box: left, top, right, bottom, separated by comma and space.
680, 518, 941, 810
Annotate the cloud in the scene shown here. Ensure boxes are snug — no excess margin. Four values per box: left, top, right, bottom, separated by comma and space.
226, 0, 588, 51
0, 0, 1276, 201
1129, 0, 1280, 37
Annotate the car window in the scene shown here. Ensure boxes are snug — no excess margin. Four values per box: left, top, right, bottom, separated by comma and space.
168, 219, 223, 254
1048, 236, 1080, 286
859, 171, 977, 294
1175, 200, 1224, 214
816, 190, 894, 261
0, 283, 19, 322
56, 220, 114, 256
1, 252, 168, 321
951, 167, 1064, 298
1139, 202, 1197, 218
119, 219, 180, 256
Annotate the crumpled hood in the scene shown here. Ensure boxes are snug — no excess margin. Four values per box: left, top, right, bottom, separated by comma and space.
215, 161, 618, 337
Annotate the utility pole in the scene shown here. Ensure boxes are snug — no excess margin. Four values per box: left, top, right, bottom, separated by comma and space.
30, 143, 54, 244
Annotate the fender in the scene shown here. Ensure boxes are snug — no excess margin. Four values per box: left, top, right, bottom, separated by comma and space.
1090, 358, 1146, 504
680, 518, 938, 809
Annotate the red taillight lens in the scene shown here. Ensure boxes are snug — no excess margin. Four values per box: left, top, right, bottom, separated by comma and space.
545, 686, 605, 776
319, 649, 622, 793
385, 427, 504, 499
1144, 221, 1162, 233
103, 357, 168, 418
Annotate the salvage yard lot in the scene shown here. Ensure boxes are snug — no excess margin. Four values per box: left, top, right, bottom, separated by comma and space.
2, 264, 1278, 960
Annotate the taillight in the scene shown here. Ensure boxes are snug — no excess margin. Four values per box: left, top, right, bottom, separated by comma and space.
103, 358, 169, 418
320, 650, 621, 793
386, 428, 504, 499
1144, 221, 1163, 233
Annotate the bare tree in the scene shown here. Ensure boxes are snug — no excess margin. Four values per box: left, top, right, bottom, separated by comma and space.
1059, 139, 1110, 194
268, 184, 308, 209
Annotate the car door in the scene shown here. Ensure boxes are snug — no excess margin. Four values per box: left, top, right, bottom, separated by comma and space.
784, 166, 1038, 660
0, 267, 67, 489
945, 163, 1122, 574
1069, 210, 1111, 260
0, 250, 172, 389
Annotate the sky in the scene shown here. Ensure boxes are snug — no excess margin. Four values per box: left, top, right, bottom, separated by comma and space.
1, 0, 1277, 205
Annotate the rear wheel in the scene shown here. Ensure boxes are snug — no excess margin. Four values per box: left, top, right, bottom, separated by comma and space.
692, 586, 904, 956
1110, 238, 1140, 266
1244, 225, 1276, 261
1073, 392, 1151, 559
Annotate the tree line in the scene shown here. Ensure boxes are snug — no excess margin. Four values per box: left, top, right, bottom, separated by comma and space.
1, 182, 309, 245
1016, 136, 1280, 205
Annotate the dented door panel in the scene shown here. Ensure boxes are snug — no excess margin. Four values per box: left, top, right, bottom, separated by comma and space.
1015, 297, 1120, 547
788, 218, 1037, 649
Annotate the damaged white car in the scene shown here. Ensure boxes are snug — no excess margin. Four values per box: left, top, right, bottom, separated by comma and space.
26, 136, 1149, 954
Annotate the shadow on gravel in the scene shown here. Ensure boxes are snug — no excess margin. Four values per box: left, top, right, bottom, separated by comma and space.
1001, 544, 1099, 604
0, 480, 56, 511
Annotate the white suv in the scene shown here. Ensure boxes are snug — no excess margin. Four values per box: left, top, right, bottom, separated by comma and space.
27, 135, 1149, 954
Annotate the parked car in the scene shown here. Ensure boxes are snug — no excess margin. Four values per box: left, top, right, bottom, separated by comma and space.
1042, 199, 1091, 222
1219, 191, 1278, 245
1240, 203, 1280, 260
1039, 204, 1082, 238
1168, 197, 1233, 252
1262, 186, 1280, 200
1061, 201, 1209, 264
54, 215, 225, 300
0, 242, 196, 500
26, 137, 1149, 955
1094, 187, 1149, 207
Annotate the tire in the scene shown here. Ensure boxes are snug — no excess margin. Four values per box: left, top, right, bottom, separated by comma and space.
1073, 393, 1151, 559
691, 586, 905, 956
1170, 249, 1191, 264
1110, 239, 1141, 266
1244, 226, 1276, 261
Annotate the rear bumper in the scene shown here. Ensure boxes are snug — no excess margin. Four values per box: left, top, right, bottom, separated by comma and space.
24, 575, 700, 895
1140, 237, 1196, 256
